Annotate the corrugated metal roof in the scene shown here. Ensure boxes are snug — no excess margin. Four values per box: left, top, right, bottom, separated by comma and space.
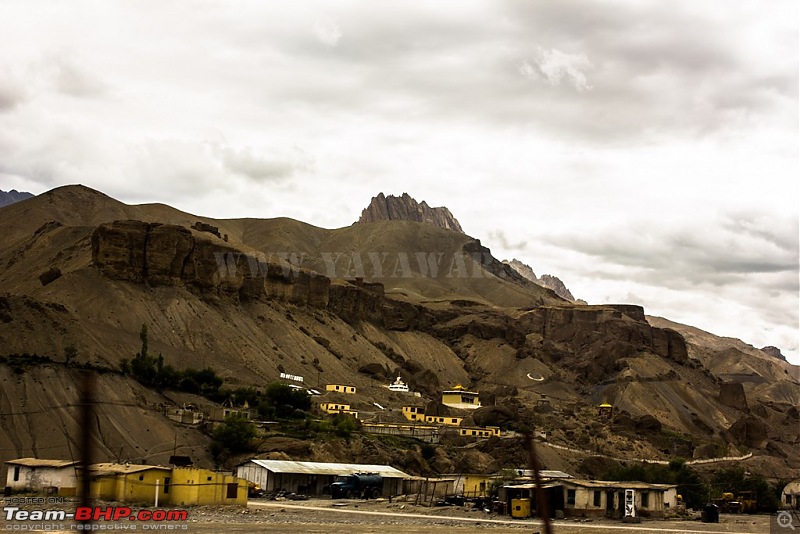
509, 469, 573, 479
6, 458, 79, 468
244, 459, 410, 478
563, 479, 677, 490
502, 483, 561, 490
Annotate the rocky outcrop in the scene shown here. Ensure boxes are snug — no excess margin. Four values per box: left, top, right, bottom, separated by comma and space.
538, 274, 576, 302
38, 267, 62, 286
761, 346, 787, 362
719, 382, 749, 411
357, 193, 464, 233
504, 258, 578, 302
515, 304, 688, 381
0, 189, 34, 208
191, 221, 221, 239
727, 416, 768, 449
91, 220, 330, 306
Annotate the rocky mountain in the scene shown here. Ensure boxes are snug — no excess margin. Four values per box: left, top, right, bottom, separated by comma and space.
357, 192, 464, 233
0, 185, 797, 480
0, 189, 34, 207
762, 346, 787, 362
504, 258, 579, 302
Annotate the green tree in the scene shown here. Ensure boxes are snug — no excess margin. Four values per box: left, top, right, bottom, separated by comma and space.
211, 413, 257, 456
264, 382, 311, 417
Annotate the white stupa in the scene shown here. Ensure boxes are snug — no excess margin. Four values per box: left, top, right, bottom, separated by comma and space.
388, 375, 409, 393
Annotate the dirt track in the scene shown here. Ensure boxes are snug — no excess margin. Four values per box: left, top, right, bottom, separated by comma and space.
0, 498, 780, 533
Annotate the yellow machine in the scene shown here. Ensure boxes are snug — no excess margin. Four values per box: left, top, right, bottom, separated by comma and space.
736, 491, 757, 514
511, 498, 531, 518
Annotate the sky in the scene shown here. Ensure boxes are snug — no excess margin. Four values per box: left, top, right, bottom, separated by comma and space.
1, 1, 798, 363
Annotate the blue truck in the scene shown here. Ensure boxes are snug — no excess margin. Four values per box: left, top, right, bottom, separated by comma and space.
330, 473, 383, 499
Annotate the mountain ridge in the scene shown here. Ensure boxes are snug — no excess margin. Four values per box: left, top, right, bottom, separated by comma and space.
357, 192, 464, 233
0, 188, 34, 207
0, 184, 797, 479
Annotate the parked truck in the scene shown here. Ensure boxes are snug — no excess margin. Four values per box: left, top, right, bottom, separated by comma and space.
330, 473, 383, 499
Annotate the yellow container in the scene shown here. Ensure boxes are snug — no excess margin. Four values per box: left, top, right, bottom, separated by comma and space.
511, 498, 531, 518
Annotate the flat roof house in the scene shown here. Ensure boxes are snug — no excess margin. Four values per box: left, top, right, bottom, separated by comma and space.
5, 458, 79, 496
441, 385, 481, 410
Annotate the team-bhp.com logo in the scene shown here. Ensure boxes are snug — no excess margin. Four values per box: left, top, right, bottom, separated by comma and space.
4, 505, 188, 530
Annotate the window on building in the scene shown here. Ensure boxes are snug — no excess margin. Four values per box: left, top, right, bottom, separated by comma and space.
139, 475, 144, 481
227, 483, 238, 499
207, 476, 212, 481
163, 477, 170, 494
567, 489, 576, 505
641, 492, 649, 508
13, 466, 19, 482
451, 419, 457, 423
593, 491, 601, 507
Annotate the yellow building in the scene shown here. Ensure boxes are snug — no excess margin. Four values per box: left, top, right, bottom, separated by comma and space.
460, 474, 495, 497
401, 406, 425, 422
424, 415, 463, 427
326, 384, 356, 394
319, 402, 358, 418
169, 467, 246, 506
458, 426, 501, 438
90, 464, 172, 504
442, 385, 481, 409
90, 464, 247, 506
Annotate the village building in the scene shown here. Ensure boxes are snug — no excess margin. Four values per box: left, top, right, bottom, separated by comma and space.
441, 385, 481, 410
458, 426, 501, 438
5, 458, 79, 495
208, 398, 251, 423
164, 404, 204, 425
598, 403, 614, 418
401, 406, 425, 421
89, 463, 173, 504
168, 467, 247, 506
325, 384, 356, 394
501, 478, 677, 519
319, 402, 358, 418
360, 422, 440, 443
446, 473, 498, 497
424, 415, 463, 426
783, 480, 800, 508
4, 459, 247, 506
236, 459, 410, 498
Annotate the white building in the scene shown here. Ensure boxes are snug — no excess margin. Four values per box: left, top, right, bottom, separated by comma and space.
783, 480, 800, 508
388, 376, 409, 393
5, 458, 79, 495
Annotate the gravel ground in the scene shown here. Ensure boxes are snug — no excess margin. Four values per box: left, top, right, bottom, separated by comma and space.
0, 497, 779, 533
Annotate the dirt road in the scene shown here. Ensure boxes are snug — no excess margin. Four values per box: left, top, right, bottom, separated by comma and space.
0, 498, 777, 533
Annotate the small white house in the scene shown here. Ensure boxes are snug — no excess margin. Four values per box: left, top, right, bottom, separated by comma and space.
783, 480, 800, 508
5, 458, 80, 495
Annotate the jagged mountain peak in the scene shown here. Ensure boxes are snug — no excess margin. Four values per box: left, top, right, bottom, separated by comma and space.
357, 192, 464, 233
0, 188, 34, 208
503, 258, 579, 302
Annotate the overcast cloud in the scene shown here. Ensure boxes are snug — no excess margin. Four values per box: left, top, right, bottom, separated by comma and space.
1, 1, 797, 362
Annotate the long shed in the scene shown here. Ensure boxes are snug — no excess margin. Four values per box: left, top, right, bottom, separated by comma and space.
236, 459, 410, 498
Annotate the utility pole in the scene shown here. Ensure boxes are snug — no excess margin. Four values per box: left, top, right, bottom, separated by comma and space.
78, 370, 95, 526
